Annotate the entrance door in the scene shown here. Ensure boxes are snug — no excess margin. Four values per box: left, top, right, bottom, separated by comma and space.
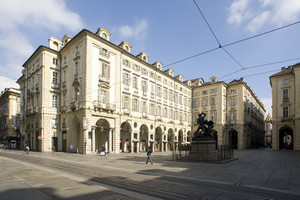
279, 127, 293, 150
230, 130, 238, 149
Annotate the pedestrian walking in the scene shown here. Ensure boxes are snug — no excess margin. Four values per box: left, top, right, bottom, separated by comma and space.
145, 147, 153, 164
25, 146, 30, 154
101, 145, 106, 156
69, 144, 74, 154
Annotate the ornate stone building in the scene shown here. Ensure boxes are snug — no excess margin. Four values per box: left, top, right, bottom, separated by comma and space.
0, 88, 21, 149
191, 77, 265, 149
264, 113, 272, 147
17, 28, 192, 154
269, 63, 300, 150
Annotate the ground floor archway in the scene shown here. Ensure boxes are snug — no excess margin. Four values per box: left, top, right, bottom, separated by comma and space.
229, 129, 238, 149
120, 122, 132, 152
95, 118, 110, 153
140, 124, 149, 152
279, 126, 293, 150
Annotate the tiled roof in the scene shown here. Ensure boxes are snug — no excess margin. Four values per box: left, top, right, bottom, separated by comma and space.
270, 66, 293, 78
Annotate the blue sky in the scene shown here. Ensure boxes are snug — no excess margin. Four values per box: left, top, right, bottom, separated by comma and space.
1, 0, 300, 116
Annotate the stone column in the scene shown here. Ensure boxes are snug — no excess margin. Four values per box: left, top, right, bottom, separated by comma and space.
92, 127, 95, 153
109, 129, 113, 153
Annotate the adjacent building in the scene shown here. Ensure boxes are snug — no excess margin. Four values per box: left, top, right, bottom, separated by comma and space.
17, 28, 192, 154
269, 63, 300, 150
0, 88, 21, 149
264, 113, 272, 147
191, 77, 265, 149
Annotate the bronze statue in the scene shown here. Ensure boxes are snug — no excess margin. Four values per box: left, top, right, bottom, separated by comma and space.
192, 112, 215, 141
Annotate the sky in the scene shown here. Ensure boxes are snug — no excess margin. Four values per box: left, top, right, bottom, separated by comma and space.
1, 0, 300, 117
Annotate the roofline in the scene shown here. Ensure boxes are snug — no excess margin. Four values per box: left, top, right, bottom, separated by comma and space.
22, 45, 59, 67
62, 29, 192, 89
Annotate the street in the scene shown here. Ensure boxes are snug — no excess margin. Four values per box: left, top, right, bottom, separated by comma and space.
1, 149, 300, 200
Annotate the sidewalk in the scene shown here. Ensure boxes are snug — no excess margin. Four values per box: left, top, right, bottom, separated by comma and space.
3, 148, 300, 194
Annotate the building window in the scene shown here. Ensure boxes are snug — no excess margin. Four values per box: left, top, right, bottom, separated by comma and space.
100, 63, 110, 81
123, 96, 129, 109
210, 88, 217, 94
174, 93, 178, 103
63, 70, 66, 81
142, 80, 147, 92
132, 76, 138, 89
141, 68, 147, 75
123, 72, 130, 86
150, 104, 155, 115
164, 89, 168, 99
202, 98, 207, 107
283, 79, 289, 85
102, 48, 107, 56
100, 90, 107, 104
75, 62, 79, 74
210, 97, 215, 107
230, 89, 236, 94
53, 72, 58, 85
202, 90, 207, 95
283, 89, 288, 101
170, 109, 173, 119
163, 107, 168, 118
150, 84, 155, 94
52, 118, 58, 129
124, 59, 129, 66
283, 107, 288, 118
52, 95, 57, 108
132, 98, 138, 112
142, 101, 147, 113
63, 94, 66, 106
53, 58, 58, 65
179, 95, 183, 105
157, 106, 161, 116
230, 98, 235, 106
157, 86, 162, 97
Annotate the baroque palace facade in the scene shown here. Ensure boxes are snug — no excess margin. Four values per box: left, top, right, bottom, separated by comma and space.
0, 88, 21, 149
17, 27, 265, 153
191, 77, 265, 149
17, 28, 192, 154
270, 63, 300, 150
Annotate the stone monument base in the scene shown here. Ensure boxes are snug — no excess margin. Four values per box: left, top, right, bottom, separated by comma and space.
189, 140, 218, 162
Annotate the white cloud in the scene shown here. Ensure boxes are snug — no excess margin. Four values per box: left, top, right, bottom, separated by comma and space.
119, 19, 148, 40
261, 97, 272, 117
227, 0, 300, 32
246, 11, 270, 32
227, 0, 252, 25
0, 0, 83, 80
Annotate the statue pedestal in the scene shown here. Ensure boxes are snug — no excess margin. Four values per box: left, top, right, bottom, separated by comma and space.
189, 140, 217, 162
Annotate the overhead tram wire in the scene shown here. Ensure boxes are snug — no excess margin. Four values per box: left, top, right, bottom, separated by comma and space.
162, 18, 300, 69
218, 57, 300, 80
221, 68, 281, 83
193, 0, 245, 70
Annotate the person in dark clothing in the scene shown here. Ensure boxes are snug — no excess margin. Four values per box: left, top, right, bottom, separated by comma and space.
146, 147, 153, 164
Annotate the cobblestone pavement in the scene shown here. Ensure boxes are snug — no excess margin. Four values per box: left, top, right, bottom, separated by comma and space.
1, 147, 300, 199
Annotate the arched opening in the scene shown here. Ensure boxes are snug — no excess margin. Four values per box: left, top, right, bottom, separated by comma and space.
178, 129, 184, 147
53, 41, 59, 51
140, 124, 148, 152
71, 118, 81, 153
95, 119, 110, 153
168, 129, 175, 151
279, 126, 293, 150
186, 131, 192, 143
120, 122, 132, 152
229, 129, 238, 149
155, 127, 162, 151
